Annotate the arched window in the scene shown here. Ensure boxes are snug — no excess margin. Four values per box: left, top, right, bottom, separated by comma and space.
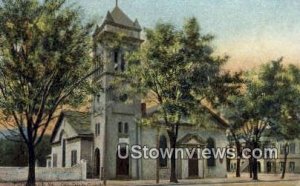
207, 137, 215, 167
159, 135, 168, 167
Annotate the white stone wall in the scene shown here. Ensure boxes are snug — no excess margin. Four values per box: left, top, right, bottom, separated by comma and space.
0, 161, 87, 182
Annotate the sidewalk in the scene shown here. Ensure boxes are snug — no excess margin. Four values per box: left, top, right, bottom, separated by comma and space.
1, 173, 299, 186
102, 173, 300, 186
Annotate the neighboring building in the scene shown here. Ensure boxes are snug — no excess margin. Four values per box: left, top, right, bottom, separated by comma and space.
276, 139, 300, 173
229, 139, 300, 174
49, 4, 229, 180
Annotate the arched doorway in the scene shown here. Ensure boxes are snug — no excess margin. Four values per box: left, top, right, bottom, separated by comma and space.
94, 148, 100, 178
266, 161, 272, 173
188, 151, 199, 177
116, 147, 129, 177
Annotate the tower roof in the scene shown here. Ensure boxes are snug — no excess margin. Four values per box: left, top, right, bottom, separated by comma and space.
103, 5, 141, 30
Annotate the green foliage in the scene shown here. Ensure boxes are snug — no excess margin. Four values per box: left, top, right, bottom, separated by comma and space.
0, 0, 94, 145
125, 18, 237, 127
0, 1, 94, 183
123, 17, 241, 182
223, 58, 300, 142
0, 135, 51, 167
0, 138, 27, 166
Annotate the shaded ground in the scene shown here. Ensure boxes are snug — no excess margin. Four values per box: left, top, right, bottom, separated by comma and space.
0, 173, 299, 186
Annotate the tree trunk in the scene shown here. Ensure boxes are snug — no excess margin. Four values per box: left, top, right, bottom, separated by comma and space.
252, 141, 259, 180
252, 156, 258, 180
281, 143, 289, 179
27, 143, 36, 186
236, 158, 241, 177
249, 158, 252, 178
168, 131, 178, 183
235, 142, 241, 177
156, 128, 160, 184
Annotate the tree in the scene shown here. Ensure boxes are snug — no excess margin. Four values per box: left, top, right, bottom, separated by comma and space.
0, 0, 94, 185
125, 18, 234, 183
223, 58, 300, 180
268, 64, 300, 179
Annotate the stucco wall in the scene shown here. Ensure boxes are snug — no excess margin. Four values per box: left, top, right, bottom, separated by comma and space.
81, 139, 93, 177
66, 139, 81, 167
140, 126, 228, 180
104, 107, 140, 179
0, 160, 87, 182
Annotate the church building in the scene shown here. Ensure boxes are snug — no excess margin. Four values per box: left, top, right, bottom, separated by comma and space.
49, 3, 229, 180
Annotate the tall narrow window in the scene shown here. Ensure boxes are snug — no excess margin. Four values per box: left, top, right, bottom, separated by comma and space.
207, 137, 216, 167
95, 124, 97, 136
71, 150, 77, 166
118, 122, 122, 133
280, 144, 284, 154
47, 160, 51, 168
53, 154, 57, 167
159, 135, 168, 167
290, 143, 295, 154
114, 50, 119, 71
289, 162, 295, 172
121, 54, 125, 71
62, 139, 66, 167
114, 50, 119, 63
124, 122, 129, 134
97, 123, 100, 135
95, 124, 99, 136
95, 123, 101, 136
97, 94, 100, 103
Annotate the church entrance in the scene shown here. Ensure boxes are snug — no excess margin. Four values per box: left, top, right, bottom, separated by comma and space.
188, 152, 199, 177
94, 148, 100, 178
116, 148, 129, 178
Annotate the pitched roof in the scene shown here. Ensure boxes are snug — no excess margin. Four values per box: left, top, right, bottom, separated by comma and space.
111, 6, 134, 27
51, 111, 92, 142
63, 111, 92, 135
103, 6, 141, 30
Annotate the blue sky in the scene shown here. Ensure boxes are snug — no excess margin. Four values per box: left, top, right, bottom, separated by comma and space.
68, 0, 300, 71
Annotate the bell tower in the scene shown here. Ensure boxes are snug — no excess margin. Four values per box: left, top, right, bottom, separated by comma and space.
91, 3, 143, 179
